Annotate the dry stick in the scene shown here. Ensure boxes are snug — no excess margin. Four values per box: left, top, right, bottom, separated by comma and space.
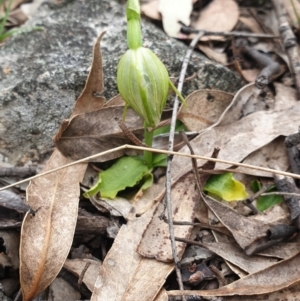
242, 46, 282, 90
180, 25, 280, 39
2, 144, 300, 191
272, 0, 300, 99
164, 30, 205, 300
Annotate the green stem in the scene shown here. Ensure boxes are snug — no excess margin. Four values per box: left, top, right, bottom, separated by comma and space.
144, 122, 154, 168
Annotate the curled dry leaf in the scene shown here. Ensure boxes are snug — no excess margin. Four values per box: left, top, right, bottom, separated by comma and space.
20, 33, 106, 301
168, 252, 300, 297
192, 0, 239, 41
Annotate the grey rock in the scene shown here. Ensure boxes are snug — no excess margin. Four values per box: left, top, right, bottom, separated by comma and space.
0, 0, 244, 165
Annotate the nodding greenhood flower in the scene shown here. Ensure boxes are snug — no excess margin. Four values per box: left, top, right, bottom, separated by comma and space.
117, 47, 169, 128
117, 0, 185, 129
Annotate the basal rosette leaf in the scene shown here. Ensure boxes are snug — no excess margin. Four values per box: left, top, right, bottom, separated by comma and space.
84, 156, 152, 199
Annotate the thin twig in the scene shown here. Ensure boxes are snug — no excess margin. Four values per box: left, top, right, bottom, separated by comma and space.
261, 191, 300, 197
180, 25, 280, 39
179, 131, 202, 193
2, 144, 300, 191
164, 30, 205, 300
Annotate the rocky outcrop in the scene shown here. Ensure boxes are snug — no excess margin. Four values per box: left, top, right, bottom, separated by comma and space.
0, 0, 244, 164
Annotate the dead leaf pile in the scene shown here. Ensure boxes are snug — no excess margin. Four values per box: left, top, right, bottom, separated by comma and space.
2, 1, 300, 301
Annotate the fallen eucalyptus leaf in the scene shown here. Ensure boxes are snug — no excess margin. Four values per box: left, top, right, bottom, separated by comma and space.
20, 33, 106, 301
192, 0, 239, 41
203, 241, 278, 274
55, 105, 144, 162
91, 205, 173, 301
178, 89, 234, 132
137, 172, 199, 262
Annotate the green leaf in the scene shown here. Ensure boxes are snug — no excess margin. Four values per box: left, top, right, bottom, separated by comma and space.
251, 180, 283, 212
152, 153, 167, 167
152, 120, 186, 136
139, 172, 153, 191
84, 156, 150, 199
204, 173, 248, 201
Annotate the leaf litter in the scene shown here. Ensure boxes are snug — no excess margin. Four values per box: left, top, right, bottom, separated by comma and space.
19, 33, 106, 301
4, 1, 300, 300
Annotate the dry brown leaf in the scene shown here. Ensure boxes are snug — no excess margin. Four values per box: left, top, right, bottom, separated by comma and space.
137, 172, 199, 262
91, 205, 173, 301
209, 282, 300, 301
154, 288, 168, 301
204, 241, 278, 274
202, 195, 300, 259
218, 83, 258, 126
64, 259, 101, 292
0, 253, 12, 268
239, 16, 263, 33
158, 0, 193, 37
168, 253, 300, 297
122, 258, 173, 301
273, 82, 298, 111
91, 197, 134, 219
20, 33, 106, 301
178, 89, 234, 132
198, 44, 228, 65
55, 105, 144, 162
213, 101, 300, 170
0, 230, 19, 270
141, 0, 161, 20
0, 0, 25, 14
202, 195, 273, 250
20, 153, 88, 301
192, 0, 239, 41
235, 136, 289, 177
239, 69, 260, 83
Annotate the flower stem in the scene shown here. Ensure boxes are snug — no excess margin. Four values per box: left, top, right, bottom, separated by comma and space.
144, 122, 154, 168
